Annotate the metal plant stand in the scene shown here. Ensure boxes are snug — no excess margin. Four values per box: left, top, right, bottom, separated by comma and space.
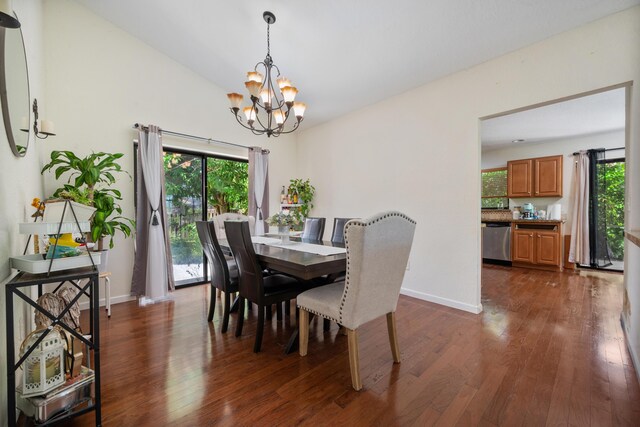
4, 267, 101, 426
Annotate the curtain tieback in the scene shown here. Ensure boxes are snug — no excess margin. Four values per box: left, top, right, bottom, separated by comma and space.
151, 209, 160, 226
256, 206, 263, 221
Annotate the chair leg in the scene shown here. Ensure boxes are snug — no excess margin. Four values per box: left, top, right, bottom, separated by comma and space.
347, 329, 362, 391
235, 297, 245, 337
254, 305, 265, 353
230, 293, 239, 313
323, 318, 330, 332
221, 291, 231, 333
276, 303, 283, 320
285, 300, 291, 316
386, 312, 401, 363
207, 285, 216, 322
299, 309, 309, 356
266, 305, 273, 320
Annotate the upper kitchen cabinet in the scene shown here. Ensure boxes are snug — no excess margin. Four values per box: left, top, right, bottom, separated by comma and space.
507, 155, 562, 198
507, 159, 533, 197
534, 155, 563, 197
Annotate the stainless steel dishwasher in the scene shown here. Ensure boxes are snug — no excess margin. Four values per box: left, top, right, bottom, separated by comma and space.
482, 222, 512, 261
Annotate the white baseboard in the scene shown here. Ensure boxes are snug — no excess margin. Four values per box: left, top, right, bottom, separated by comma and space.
620, 314, 640, 386
400, 287, 483, 314
79, 294, 136, 311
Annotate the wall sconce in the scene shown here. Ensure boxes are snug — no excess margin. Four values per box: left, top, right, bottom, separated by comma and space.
21, 99, 56, 139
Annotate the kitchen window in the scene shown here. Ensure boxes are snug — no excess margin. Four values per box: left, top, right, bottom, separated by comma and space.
481, 167, 508, 209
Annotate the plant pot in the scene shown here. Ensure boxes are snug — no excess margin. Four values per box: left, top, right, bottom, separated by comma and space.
277, 226, 290, 244
95, 250, 108, 273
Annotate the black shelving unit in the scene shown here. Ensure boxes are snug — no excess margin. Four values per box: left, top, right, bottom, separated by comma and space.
5, 267, 101, 426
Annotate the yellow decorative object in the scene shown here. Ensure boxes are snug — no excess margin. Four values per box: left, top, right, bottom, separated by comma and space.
48, 234, 80, 248
46, 233, 83, 259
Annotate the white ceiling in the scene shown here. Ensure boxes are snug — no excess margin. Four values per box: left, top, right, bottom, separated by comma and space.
75, 0, 639, 129
481, 88, 626, 151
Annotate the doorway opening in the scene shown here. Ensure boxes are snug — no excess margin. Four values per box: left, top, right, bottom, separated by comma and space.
479, 84, 628, 279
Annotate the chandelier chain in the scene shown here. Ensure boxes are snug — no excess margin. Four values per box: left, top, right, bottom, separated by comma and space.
267, 22, 270, 57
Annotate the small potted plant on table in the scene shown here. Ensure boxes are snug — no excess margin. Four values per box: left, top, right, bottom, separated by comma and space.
267, 211, 300, 243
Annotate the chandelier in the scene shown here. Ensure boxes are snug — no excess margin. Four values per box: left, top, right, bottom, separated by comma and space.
226, 11, 306, 137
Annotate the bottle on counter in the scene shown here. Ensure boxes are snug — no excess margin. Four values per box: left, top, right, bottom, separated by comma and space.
280, 186, 286, 204
512, 207, 521, 220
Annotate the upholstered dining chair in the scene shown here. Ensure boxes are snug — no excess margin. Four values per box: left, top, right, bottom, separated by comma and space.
196, 221, 239, 332
297, 211, 416, 390
330, 217, 353, 244
301, 217, 326, 241
213, 213, 255, 238
224, 220, 308, 353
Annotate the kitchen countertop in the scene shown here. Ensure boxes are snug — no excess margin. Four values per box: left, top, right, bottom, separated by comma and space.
482, 219, 564, 224
512, 219, 564, 224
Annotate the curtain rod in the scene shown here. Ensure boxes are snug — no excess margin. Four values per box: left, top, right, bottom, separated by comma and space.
133, 123, 262, 151
572, 147, 625, 156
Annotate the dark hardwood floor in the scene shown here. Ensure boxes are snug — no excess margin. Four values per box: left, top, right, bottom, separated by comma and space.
68, 265, 639, 426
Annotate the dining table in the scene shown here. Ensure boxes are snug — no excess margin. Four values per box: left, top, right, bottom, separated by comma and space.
218, 235, 347, 353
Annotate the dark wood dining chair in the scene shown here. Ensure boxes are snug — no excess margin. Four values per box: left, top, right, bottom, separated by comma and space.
196, 221, 239, 332
224, 220, 307, 353
330, 217, 353, 244
297, 211, 416, 390
301, 217, 326, 241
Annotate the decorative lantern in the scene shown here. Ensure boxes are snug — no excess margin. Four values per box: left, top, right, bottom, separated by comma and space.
19, 327, 65, 397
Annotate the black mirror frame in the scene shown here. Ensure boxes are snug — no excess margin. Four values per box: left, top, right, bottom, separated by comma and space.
0, 16, 30, 158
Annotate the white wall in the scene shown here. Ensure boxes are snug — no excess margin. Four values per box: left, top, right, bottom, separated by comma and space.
42, 0, 298, 304
481, 130, 625, 232
0, 2, 45, 425
296, 7, 640, 318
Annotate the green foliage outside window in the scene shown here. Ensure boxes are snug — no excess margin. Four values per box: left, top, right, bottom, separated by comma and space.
207, 158, 248, 215
598, 161, 625, 260
481, 169, 508, 209
163, 153, 248, 267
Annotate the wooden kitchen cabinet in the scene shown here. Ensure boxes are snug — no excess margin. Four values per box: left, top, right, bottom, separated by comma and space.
536, 231, 561, 266
534, 155, 563, 197
507, 155, 562, 198
512, 221, 563, 271
512, 230, 535, 263
507, 159, 533, 197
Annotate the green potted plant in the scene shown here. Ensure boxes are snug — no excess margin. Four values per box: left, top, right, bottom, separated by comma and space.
267, 211, 300, 243
41, 151, 134, 254
287, 178, 315, 227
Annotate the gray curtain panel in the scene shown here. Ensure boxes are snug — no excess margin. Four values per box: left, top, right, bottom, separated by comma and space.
569, 151, 590, 265
248, 147, 270, 234
131, 125, 175, 297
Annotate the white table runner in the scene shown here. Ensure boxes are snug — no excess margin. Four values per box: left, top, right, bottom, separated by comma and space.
251, 236, 282, 245
251, 236, 346, 256
266, 241, 346, 256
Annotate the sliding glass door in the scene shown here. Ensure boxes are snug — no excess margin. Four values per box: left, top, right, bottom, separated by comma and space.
206, 158, 248, 217
597, 158, 625, 270
164, 151, 205, 285
160, 148, 248, 286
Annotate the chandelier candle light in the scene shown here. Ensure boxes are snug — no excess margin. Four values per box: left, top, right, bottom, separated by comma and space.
227, 11, 306, 137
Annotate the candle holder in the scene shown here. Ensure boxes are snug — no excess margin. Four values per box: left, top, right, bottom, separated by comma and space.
20, 98, 56, 140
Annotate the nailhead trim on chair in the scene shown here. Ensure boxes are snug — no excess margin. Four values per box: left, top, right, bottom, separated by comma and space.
298, 306, 340, 324
338, 211, 416, 325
